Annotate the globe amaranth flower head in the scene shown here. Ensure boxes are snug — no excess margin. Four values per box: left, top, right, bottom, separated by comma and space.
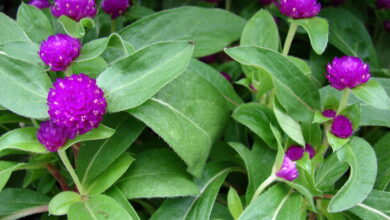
286, 144, 316, 161
48, 73, 107, 136
277, 0, 321, 19
322, 109, 336, 118
326, 56, 371, 90
52, 0, 97, 21
39, 34, 81, 71
101, 0, 131, 19
377, 0, 390, 9
331, 115, 353, 138
276, 156, 299, 181
37, 121, 73, 152
28, 0, 51, 9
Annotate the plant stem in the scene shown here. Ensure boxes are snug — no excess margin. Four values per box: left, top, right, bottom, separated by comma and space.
111, 19, 116, 33
58, 150, 85, 195
64, 67, 72, 77
31, 119, 39, 128
46, 163, 70, 191
282, 23, 298, 56
337, 89, 350, 114
0, 205, 48, 220
250, 174, 276, 203
225, 0, 232, 11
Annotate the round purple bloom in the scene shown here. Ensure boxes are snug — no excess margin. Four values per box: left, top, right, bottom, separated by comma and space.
326, 56, 371, 90
384, 21, 390, 32
37, 121, 72, 152
305, 144, 315, 159
28, 0, 51, 9
322, 109, 336, 118
51, 0, 97, 22
277, 0, 321, 19
276, 156, 299, 181
101, 0, 131, 19
39, 34, 81, 71
377, 0, 390, 9
259, 0, 275, 5
331, 115, 353, 138
286, 145, 304, 161
48, 73, 107, 136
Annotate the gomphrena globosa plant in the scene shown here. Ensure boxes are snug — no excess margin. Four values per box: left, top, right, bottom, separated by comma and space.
0, 0, 389, 219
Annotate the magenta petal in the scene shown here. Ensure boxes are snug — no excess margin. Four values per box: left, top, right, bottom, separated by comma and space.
276, 156, 299, 181
37, 121, 73, 152
277, 0, 321, 19
51, 0, 97, 21
331, 115, 353, 138
286, 145, 304, 161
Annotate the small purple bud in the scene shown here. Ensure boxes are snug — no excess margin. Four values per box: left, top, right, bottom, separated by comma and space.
221, 72, 232, 81
322, 109, 336, 118
28, 0, 51, 9
51, 0, 97, 22
331, 115, 353, 138
377, 0, 390, 9
39, 34, 81, 71
101, 0, 131, 19
286, 145, 304, 161
37, 121, 73, 152
259, 0, 275, 6
48, 73, 107, 136
326, 56, 371, 90
384, 21, 390, 32
250, 84, 257, 92
276, 156, 299, 181
199, 54, 217, 63
305, 144, 315, 159
277, 0, 321, 19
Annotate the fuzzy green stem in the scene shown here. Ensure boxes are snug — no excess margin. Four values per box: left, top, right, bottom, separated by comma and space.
64, 67, 72, 77
0, 205, 48, 220
225, 0, 232, 11
337, 89, 350, 114
282, 23, 298, 56
111, 19, 116, 33
250, 174, 276, 203
58, 150, 84, 195
31, 119, 39, 128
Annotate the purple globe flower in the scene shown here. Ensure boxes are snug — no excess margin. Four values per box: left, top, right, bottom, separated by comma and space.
48, 73, 107, 136
331, 115, 353, 138
39, 34, 81, 71
37, 121, 72, 152
322, 109, 336, 118
259, 0, 275, 5
377, 0, 390, 9
326, 56, 371, 90
305, 144, 315, 159
101, 0, 131, 19
28, 0, 51, 9
286, 145, 304, 161
51, 0, 97, 21
276, 156, 299, 181
384, 21, 390, 32
277, 0, 321, 19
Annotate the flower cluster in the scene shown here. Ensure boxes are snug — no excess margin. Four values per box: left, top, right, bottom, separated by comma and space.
51, 0, 97, 21
28, 0, 51, 9
322, 110, 354, 138
39, 34, 81, 71
286, 144, 315, 161
277, 0, 321, 19
101, 0, 131, 19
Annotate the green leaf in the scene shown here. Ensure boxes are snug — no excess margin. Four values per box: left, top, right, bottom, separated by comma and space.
85, 153, 134, 195
315, 154, 349, 192
227, 187, 243, 220
58, 16, 85, 38
77, 114, 144, 187
289, 17, 328, 55
320, 8, 378, 66
0, 188, 49, 216
68, 194, 132, 220
117, 148, 199, 199
327, 130, 350, 151
232, 103, 278, 149
17, 3, 53, 43
225, 46, 320, 122
328, 137, 377, 212
79, 18, 95, 29
0, 54, 51, 119
288, 56, 311, 76
274, 193, 306, 220
97, 41, 193, 113
373, 134, 390, 190
302, 122, 322, 147
273, 100, 305, 146
0, 161, 23, 191
128, 71, 230, 176
150, 162, 236, 220
0, 128, 46, 153
351, 79, 390, 110
187, 59, 243, 110
105, 186, 140, 220
349, 190, 390, 220
124, 5, 155, 21
0, 113, 29, 124
119, 6, 245, 57
48, 191, 81, 216
238, 184, 290, 220
283, 180, 317, 212
240, 9, 279, 51
70, 57, 108, 78
0, 41, 42, 64
0, 13, 30, 44
228, 141, 276, 204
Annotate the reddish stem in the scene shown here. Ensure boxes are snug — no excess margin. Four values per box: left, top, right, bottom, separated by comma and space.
46, 164, 70, 191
